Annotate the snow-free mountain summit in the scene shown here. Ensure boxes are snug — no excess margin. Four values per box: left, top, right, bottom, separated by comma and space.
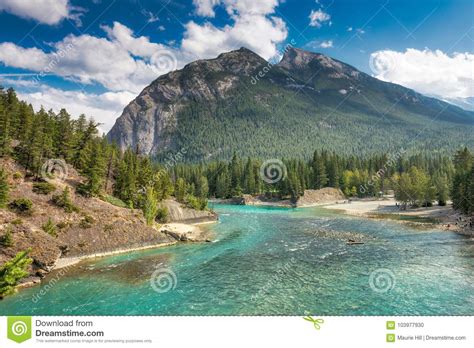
107, 47, 474, 160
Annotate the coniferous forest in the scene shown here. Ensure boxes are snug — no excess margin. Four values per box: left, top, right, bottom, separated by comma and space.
0, 86, 473, 218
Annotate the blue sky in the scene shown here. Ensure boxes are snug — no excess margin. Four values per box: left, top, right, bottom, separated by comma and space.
0, 0, 472, 131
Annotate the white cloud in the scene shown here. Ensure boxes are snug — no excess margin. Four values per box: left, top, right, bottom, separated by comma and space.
0, 0, 83, 25
308, 9, 331, 28
193, 0, 279, 17
0, 0, 288, 129
0, 24, 186, 93
102, 21, 162, 58
182, 14, 287, 60
320, 40, 333, 48
16, 85, 135, 133
185, 0, 286, 60
0, 7, 287, 92
370, 48, 474, 101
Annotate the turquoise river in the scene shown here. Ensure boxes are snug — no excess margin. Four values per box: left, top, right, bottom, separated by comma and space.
1, 204, 473, 315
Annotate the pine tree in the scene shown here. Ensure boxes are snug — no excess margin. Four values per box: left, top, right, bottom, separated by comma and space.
243, 158, 256, 194
0, 166, 9, 207
154, 170, 174, 201
175, 178, 187, 202
81, 140, 106, 196
54, 109, 74, 161
315, 161, 328, 189
142, 186, 158, 226
42, 218, 57, 237
0, 226, 13, 247
0, 93, 10, 157
196, 176, 209, 199
0, 249, 32, 298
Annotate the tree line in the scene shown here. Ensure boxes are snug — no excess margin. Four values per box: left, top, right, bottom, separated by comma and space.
0, 86, 472, 217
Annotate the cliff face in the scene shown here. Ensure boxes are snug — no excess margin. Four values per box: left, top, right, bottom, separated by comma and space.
107, 47, 268, 155
161, 199, 217, 224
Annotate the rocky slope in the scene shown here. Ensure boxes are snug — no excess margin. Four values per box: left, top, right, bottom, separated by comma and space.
0, 159, 215, 287
108, 47, 474, 159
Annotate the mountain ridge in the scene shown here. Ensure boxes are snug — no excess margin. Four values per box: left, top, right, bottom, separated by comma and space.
107, 46, 473, 160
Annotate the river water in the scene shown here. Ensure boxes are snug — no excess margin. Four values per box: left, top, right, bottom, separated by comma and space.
1, 204, 472, 315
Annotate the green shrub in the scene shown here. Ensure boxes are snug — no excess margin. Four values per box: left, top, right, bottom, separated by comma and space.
32, 182, 56, 195
156, 206, 169, 223
75, 183, 91, 198
102, 194, 128, 208
12, 172, 22, 180
0, 227, 14, 247
0, 167, 9, 208
52, 187, 78, 213
10, 218, 22, 225
79, 215, 95, 229
42, 218, 57, 237
8, 198, 33, 215
185, 195, 208, 210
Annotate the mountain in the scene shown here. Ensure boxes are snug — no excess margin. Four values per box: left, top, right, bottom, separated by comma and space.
107, 47, 474, 160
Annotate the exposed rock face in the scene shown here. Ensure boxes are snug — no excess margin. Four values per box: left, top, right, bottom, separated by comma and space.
107, 47, 267, 155
161, 199, 217, 224
159, 223, 211, 242
296, 188, 346, 207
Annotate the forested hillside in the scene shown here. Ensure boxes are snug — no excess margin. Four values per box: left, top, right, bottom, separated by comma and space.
1, 86, 472, 214
108, 47, 474, 160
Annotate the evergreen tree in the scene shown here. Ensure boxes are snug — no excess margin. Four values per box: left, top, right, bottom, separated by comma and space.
0, 226, 13, 247
81, 140, 105, 196
175, 178, 187, 203
0, 166, 9, 207
42, 218, 57, 237
142, 186, 158, 226
0, 249, 32, 298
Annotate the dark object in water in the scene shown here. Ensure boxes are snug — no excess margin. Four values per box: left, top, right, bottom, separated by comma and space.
347, 239, 364, 245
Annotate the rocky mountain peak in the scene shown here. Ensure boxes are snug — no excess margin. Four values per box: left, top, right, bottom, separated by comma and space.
278, 47, 360, 80
278, 47, 321, 69
107, 46, 473, 158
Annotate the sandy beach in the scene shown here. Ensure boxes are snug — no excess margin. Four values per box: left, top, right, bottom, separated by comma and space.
323, 197, 473, 235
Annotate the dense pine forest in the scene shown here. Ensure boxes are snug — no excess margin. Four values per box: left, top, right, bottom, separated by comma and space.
0, 86, 473, 219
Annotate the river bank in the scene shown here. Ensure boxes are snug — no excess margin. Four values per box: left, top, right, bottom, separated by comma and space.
323, 198, 473, 236
3, 203, 472, 316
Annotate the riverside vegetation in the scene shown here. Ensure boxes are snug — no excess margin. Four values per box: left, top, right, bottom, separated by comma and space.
0, 86, 473, 298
